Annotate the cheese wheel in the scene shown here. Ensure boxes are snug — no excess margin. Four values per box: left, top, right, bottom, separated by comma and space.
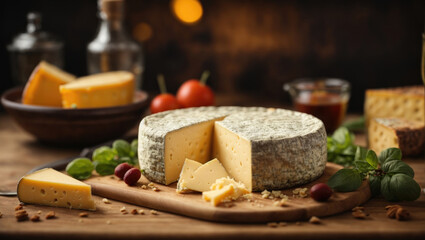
60, 71, 134, 108
138, 107, 327, 191
22, 61, 76, 107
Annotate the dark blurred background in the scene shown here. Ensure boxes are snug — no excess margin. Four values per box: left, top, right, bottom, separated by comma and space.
1, 0, 424, 112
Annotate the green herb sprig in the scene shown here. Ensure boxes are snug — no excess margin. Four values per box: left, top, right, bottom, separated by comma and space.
327, 127, 365, 167
328, 147, 421, 202
66, 139, 139, 180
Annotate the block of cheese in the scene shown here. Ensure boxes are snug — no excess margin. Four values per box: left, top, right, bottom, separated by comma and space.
17, 168, 96, 211
22, 61, 76, 107
176, 159, 203, 193
59, 71, 134, 108
177, 158, 229, 193
368, 118, 425, 156
364, 86, 424, 127
202, 184, 234, 206
138, 107, 327, 191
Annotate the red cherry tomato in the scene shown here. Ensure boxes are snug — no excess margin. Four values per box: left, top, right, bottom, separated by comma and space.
176, 80, 215, 108
150, 93, 181, 114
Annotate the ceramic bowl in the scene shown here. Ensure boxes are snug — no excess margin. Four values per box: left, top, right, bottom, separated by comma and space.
1, 87, 149, 146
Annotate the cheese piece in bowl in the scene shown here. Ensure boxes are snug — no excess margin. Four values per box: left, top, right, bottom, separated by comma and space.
22, 61, 76, 107
60, 71, 134, 108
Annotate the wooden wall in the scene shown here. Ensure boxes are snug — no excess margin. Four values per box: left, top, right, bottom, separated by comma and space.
1, 0, 424, 112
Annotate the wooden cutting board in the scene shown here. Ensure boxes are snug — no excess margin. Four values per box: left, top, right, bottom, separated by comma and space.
85, 162, 371, 223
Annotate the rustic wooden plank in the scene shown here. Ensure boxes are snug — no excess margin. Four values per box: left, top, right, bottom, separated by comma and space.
0, 112, 424, 239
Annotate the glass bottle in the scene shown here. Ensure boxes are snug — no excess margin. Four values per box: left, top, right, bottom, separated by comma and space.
87, 0, 144, 89
7, 12, 64, 86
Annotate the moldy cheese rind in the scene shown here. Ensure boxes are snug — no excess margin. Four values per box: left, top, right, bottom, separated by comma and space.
138, 106, 327, 191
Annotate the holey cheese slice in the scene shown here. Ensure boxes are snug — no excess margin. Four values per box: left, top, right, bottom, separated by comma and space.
60, 71, 134, 108
177, 158, 229, 193
368, 118, 425, 156
17, 168, 96, 211
138, 106, 327, 191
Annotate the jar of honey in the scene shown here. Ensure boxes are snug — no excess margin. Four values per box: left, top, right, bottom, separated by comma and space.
284, 78, 350, 133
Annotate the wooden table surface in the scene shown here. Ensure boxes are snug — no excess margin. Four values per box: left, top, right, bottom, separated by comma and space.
1, 101, 425, 239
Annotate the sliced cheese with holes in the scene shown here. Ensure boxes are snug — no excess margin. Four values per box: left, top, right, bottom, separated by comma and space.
364, 86, 424, 127
202, 184, 234, 206
181, 158, 230, 192
368, 118, 425, 156
22, 61, 76, 107
60, 71, 134, 108
176, 159, 203, 193
17, 168, 96, 211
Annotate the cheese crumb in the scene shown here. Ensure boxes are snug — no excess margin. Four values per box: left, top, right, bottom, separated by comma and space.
267, 222, 278, 228
120, 207, 126, 212
309, 216, 321, 224
141, 185, 147, 189
138, 210, 145, 215
150, 210, 159, 215
102, 198, 111, 204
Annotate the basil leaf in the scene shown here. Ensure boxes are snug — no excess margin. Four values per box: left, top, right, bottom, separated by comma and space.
379, 148, 402, 165
381, 174, 398, 202
390, 173, 421, 201
93, 146, 117, 163
382, 160, 414, 178
341, 145, 356, 156
354, 146, 367, 161
113, 139, 131, 157
131, 139, 138, 157
328, 168, 362, 192
342, 116, 365, 132
355, 160, 374, 173
66, 158, 94, 180
369, 175, 381, 197
365, 150, 379, 169
94, 161, 116, 176
332, 127, 352, 147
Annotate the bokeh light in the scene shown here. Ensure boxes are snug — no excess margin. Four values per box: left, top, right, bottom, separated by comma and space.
171, 0, 203, 24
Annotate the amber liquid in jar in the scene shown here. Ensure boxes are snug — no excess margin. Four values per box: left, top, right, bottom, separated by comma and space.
294, 92, 347, 133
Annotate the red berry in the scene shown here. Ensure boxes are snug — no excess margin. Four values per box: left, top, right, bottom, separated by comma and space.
114, 163, 132, 179
310, 183, 333, 202
123, 168, 141, 186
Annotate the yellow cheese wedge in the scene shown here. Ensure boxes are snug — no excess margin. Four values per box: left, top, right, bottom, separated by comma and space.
180, 158, 229, 192
176, 159, 203, 193
364, 86, 424, 127
59, 71, 134, 108
22, 61, 76, 107
368, 118, 425, 156
202, 184, 234, 206
17, 168, 96, 211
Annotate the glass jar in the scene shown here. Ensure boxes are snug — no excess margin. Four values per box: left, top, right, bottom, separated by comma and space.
87, 0, 144, 89
284, 78, 351, 133
7, 12, 64, 86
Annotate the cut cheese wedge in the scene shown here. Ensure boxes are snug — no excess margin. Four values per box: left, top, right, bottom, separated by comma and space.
368, 118, 425, 156
17, 168, 96, 211
364, 86, 425, 127
22, 61, 76, 107
176, 159, 203, 193
60, 71, 134, 108
178, 158, 229, 192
